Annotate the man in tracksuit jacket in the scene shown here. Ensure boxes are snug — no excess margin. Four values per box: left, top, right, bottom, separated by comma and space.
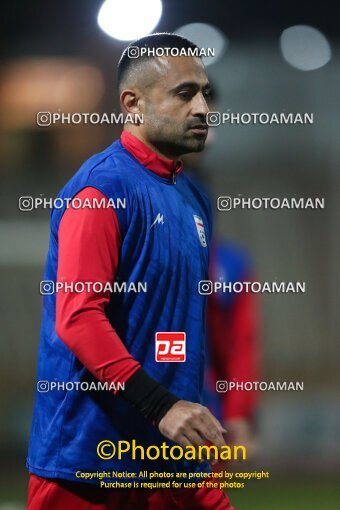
27, 33, 235, 510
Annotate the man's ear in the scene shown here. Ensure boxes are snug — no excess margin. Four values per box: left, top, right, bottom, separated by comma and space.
120, 88, 143, 115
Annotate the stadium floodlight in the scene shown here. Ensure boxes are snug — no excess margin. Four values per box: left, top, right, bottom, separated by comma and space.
280, 25, 331, 71
175, 23, 228, 66
97, 0, 163, 41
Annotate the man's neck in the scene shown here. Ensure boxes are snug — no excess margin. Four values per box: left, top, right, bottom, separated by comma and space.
123, 128, 179, 164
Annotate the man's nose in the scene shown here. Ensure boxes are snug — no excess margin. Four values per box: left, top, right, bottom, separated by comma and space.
191, 92, 209, 117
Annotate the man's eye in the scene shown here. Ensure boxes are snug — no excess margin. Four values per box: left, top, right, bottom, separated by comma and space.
178, 91, 192, 99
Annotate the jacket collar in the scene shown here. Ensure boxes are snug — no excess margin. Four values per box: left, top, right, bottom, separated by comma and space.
120, 131, 183, 181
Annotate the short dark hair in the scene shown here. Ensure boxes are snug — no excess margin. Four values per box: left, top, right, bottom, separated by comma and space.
117, 32, 199, 90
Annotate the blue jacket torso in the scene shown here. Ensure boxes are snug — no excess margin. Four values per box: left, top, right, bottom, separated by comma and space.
27, 140, 213, 482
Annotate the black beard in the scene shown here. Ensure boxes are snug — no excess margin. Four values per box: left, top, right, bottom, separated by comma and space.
151, 130, 207, 157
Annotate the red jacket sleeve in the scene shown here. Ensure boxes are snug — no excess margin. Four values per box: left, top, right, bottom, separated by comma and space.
55, 187, 141, 390
207, 283, 261, 422
222, 289, 261, 421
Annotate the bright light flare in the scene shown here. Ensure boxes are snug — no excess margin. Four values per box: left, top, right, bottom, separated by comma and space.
280, 25, 331, 71
97, 0, 162, 41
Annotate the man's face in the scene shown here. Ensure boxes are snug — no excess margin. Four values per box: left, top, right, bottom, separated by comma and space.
140, 56, 211, 157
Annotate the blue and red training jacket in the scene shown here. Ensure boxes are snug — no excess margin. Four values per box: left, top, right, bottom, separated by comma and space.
27, 134, 213, 483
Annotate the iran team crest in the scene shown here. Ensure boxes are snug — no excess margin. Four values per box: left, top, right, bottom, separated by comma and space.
193, 214, 207, 247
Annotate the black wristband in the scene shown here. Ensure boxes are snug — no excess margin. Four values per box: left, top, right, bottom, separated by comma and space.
120, 368, 180, 426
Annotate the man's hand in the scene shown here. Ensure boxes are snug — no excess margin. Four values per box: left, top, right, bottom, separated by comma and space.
158, 400, 227, 464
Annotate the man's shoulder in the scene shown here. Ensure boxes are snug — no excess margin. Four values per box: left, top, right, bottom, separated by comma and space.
51, 140, 138, 234
80, 139, 133, 180
59, 139, 139, 196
